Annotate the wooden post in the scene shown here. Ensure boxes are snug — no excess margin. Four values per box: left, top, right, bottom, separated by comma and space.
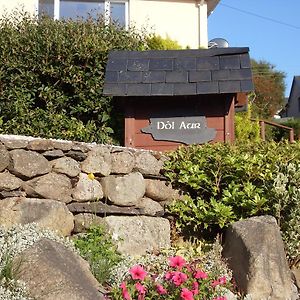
260, 120, 266, 141
289, 128, 295, 143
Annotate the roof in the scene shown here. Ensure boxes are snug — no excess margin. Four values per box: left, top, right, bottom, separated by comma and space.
103, 47, 254, 97
207, 0, 220, 16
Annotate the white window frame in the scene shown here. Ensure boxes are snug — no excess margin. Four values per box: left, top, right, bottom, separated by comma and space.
36, 0, 129, 28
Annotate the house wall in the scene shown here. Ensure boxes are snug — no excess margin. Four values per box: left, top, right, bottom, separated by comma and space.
0, 0, 204, 49
286, 87, 300, 118
129, 0, 200, 48
0, 0, 36, 17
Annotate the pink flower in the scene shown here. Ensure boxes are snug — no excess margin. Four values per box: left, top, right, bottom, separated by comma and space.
165, 271, 174, 280
211, 276, 227, 287
218, 276, 227, 285
129, 265, 147, 281
172, 271, 188, 286
156, 284, 168, 295
194, 269, 208, 279
180, 288, 194, 300
191, 281, 199, 295
135, 282, 146, 295
169, 256, 186, 269
120, 282, 131, 300
211, 280, 219, 287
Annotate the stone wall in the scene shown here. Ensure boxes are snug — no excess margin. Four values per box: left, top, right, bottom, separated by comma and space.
0, 134, 178, 255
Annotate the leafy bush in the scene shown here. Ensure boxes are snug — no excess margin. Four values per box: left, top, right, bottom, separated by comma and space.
0, 11, 147, 144
74, 225, 122, 284
163, 142, 300, 264
235, 102, 260, 143
147, 34, 182, 50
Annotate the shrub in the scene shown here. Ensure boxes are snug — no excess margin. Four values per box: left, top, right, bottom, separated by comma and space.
147, 34, 182, 50
163, 142, 300, 264
0, 11, 147, 144
74, 225, 122, 284
235, 102, 260, 143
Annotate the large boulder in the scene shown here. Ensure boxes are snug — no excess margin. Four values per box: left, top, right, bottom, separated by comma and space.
81, 146, 111, 176
222, 216, 293, 300
72, 173, 103, 202
101, 172, 145, 206
103, 216, 170, 255
9, 149, 51, 179
0, 197, 74, 236
23, 173, 73, 203
15, 238, 104, 300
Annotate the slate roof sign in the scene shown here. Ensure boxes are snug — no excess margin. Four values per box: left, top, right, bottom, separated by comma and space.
103, 47, 254, 97
103, 48, 254, 150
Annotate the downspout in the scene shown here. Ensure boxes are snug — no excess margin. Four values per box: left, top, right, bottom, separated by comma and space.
197, 0, 208, 49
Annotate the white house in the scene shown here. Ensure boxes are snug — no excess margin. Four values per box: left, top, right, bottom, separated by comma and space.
0, 0, 219, 49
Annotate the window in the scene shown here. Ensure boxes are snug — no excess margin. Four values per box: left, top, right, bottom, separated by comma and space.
38, 0, 128, 27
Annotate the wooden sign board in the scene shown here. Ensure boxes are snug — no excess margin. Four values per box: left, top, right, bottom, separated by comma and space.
141, 116, 216, 144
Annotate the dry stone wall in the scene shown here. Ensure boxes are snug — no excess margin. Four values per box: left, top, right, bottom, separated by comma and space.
0, 134, 179, 255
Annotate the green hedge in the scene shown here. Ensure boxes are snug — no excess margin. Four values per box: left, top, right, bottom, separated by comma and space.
164, 142, 300, 265
0, 12, 147, 144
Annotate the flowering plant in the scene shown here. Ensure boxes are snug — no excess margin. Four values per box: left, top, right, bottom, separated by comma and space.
109, 255, 230, 300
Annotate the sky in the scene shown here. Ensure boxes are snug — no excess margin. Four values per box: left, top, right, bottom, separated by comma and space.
208, 0, 300, 97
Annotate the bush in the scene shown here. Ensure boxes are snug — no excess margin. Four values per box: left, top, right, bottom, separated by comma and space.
163, 142, 300, 264
147, 34, 182, 50
74, 225, 122, 284
0, 11, 147, 144
235, 102, 260, 143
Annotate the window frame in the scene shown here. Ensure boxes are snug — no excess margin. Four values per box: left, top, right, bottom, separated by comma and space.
36, 0, 129, 28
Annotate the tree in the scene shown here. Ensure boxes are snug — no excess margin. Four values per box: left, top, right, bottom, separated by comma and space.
251, 59, 286, 119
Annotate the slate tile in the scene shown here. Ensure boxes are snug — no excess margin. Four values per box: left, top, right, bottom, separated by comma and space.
220, 55, 240, 70
240, 54, 251, 68
212, 70, 230, 81
173, 83, 196, 95
229, 69, 252, 80
127, 59, 149, 71
166, 71, 188, 83
143, 71, 166, 83
189, 71, 211, 82
241, 80, 254, 92
149, 59, 173, 71
106, 58, 127, 71
219, 81, 241, 93
103, 83, 127, 96
196, 82, 219, 94
151, 83, 174, 95
196, 57, 219, 70
118, 71, 142, 83
174, 57, 197, 70
105, 71, 118, 83
127, 84, 151, 96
